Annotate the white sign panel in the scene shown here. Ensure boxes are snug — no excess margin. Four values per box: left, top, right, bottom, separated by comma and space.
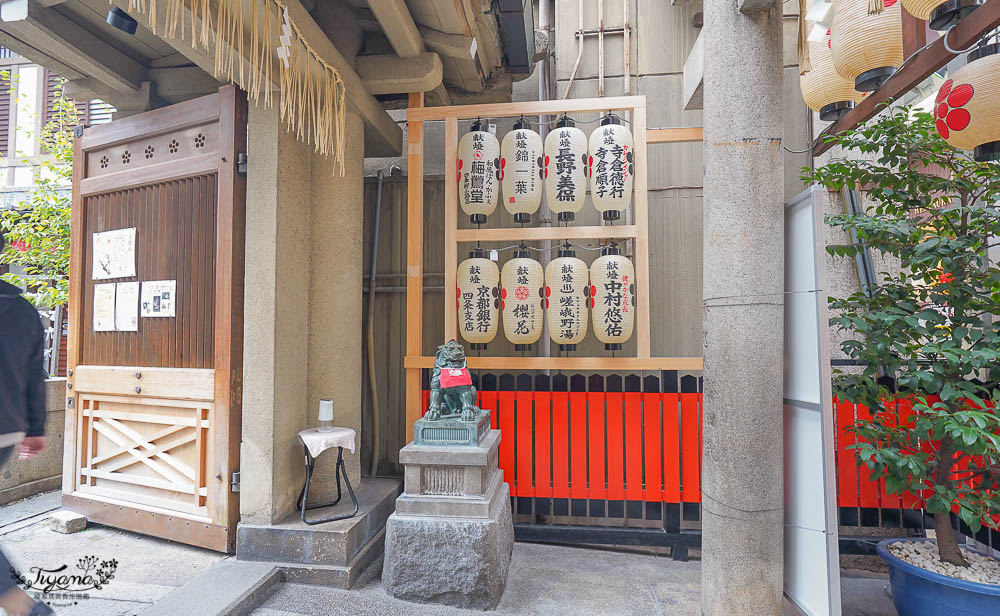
93, 283, 116, 332
115, 282, 139, 332
783, 187, 842, 616
141, 280, 176, 318
92, 228, 136, 280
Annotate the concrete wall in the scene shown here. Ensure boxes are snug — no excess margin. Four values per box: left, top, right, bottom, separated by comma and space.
551, 0, 811, 355
0, 379, 66, 505
240, 104, 365, 526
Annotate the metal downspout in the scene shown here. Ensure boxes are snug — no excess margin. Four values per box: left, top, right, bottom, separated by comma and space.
366, 169, 385, 476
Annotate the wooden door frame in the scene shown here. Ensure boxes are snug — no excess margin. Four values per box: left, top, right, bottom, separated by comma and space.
62, 86, 247, 552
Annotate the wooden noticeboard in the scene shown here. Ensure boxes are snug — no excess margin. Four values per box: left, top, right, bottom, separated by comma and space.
403, 95, 704, 441
63, 86, 246, 552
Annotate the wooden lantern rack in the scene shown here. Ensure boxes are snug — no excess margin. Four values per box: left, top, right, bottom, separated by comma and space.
404, 94, 704, 439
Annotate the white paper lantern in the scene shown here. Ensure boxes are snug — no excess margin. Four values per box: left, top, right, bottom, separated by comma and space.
830, 0, 903, 92
457, 249, 500, 349
545, 248, 590, 351
500, 250, 544, 350
933, 45, 1000, 162
500, 120, 543, 224
588, 116, 634, 221
590, 246, 636, 351
543, 117, 588, 222
458, 120, 500, 224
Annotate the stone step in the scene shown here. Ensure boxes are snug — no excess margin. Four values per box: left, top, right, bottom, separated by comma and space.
141, 560, 281, 616
269, 527, 385, 589
237, 478, 400, 568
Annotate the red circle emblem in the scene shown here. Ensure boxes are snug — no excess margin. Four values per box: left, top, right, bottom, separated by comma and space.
934, 80, 974, 139
515, 286, 529, 300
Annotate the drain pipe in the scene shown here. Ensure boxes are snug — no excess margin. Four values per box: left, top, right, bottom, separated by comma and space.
366, 167, 393, 477
623, 0, 630, 95
563, 0, 584, 98
538, 0, 552, 359
598, 0, 605, 96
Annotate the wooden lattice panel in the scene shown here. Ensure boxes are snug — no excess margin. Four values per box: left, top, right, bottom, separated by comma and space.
76, 394, 211, 519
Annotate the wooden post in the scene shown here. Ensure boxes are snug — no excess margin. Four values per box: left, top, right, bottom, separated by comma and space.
443, 116, 459, 343
405, 92, 424, 443
632, 102, 651, 358
63, 129, 86, 495
213, 85, 247, 549
901, 10, 927, 58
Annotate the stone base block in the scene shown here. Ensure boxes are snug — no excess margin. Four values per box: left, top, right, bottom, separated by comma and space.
49, 509, 87, 534
381, 482, 513, 610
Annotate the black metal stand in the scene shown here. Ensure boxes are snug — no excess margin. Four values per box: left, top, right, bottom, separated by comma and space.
296, 444, 359, 525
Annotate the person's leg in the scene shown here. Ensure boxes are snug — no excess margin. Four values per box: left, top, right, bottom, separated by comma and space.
0, 446, 53, 616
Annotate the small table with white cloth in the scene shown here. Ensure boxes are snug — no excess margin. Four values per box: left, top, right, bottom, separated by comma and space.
296, 427, 359, 525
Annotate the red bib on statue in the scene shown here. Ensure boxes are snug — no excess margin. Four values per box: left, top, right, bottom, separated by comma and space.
440, 367, 472, 388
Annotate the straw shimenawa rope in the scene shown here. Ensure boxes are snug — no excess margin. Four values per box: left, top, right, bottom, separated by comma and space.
797, 0, 812, 75
869, 0, 885, 15
117, 0, 346, 175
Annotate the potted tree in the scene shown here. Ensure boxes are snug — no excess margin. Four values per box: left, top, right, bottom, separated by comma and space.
804, 105, 1000, 615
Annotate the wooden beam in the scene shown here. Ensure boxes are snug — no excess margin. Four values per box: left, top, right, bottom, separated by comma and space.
647, 127, 703, 144
357, 53, 442, 95
1, 0, 145, 92
455, 225, 637, 243
632, 106, 651, 358
405, 91, 424, 444
404, 356, 704, 371
814, 0, 1000, 156
406, 95, 647, 121
443, 116, 458, 343
367, 0, 424, 57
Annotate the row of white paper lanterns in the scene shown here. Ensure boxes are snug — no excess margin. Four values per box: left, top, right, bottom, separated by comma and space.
802, 0, 1000, 161
457, 117, 634, 225
456, 247, 636, 351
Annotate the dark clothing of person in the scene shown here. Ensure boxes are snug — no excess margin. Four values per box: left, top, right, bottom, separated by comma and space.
0, 280, 46, 438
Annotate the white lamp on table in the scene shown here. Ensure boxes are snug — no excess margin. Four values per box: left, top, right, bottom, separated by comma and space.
317, 398, 334, 432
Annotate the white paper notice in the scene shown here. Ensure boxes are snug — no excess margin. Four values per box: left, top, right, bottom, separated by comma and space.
141, 280, 176, 318
92, 228, 137, 280
115, 282, 139, 331
93, 283, 116, 332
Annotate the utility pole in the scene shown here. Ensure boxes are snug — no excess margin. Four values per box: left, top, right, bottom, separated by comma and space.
701, 0, 785, 614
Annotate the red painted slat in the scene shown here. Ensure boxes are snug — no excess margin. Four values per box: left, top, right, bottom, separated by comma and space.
879, 399, 902, 509
499, 389, 516, 493
516, 390, 534, 498
855, 403, 880, 508
480, 388, 499, 430
570, 391, 588, 499
835, 398, 859, 507
624, 391, 643, 501
680, 392, 700, 503
896, 397, 922, 509
421, 389, 430, 417
606, 391, 625, 500
551, 391, 570, 499
661, 392, 681, 503
534, 391, 552, 498
643, 392, 662, 502
588, 390, 607, 499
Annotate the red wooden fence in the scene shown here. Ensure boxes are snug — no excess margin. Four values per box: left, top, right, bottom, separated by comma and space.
421, 377, 997, 547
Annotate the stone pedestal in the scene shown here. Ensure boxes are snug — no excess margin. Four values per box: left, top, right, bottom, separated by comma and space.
382, 429, 513, 610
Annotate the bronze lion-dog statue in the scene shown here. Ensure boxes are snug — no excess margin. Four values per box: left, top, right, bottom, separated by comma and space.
425, 340, 481, 422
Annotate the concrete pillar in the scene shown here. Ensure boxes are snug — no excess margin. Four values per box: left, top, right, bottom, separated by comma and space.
307, 111, 365, 490
240, 102, 313, 525
240, 105, 367, 525
701, 1, 785, 614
